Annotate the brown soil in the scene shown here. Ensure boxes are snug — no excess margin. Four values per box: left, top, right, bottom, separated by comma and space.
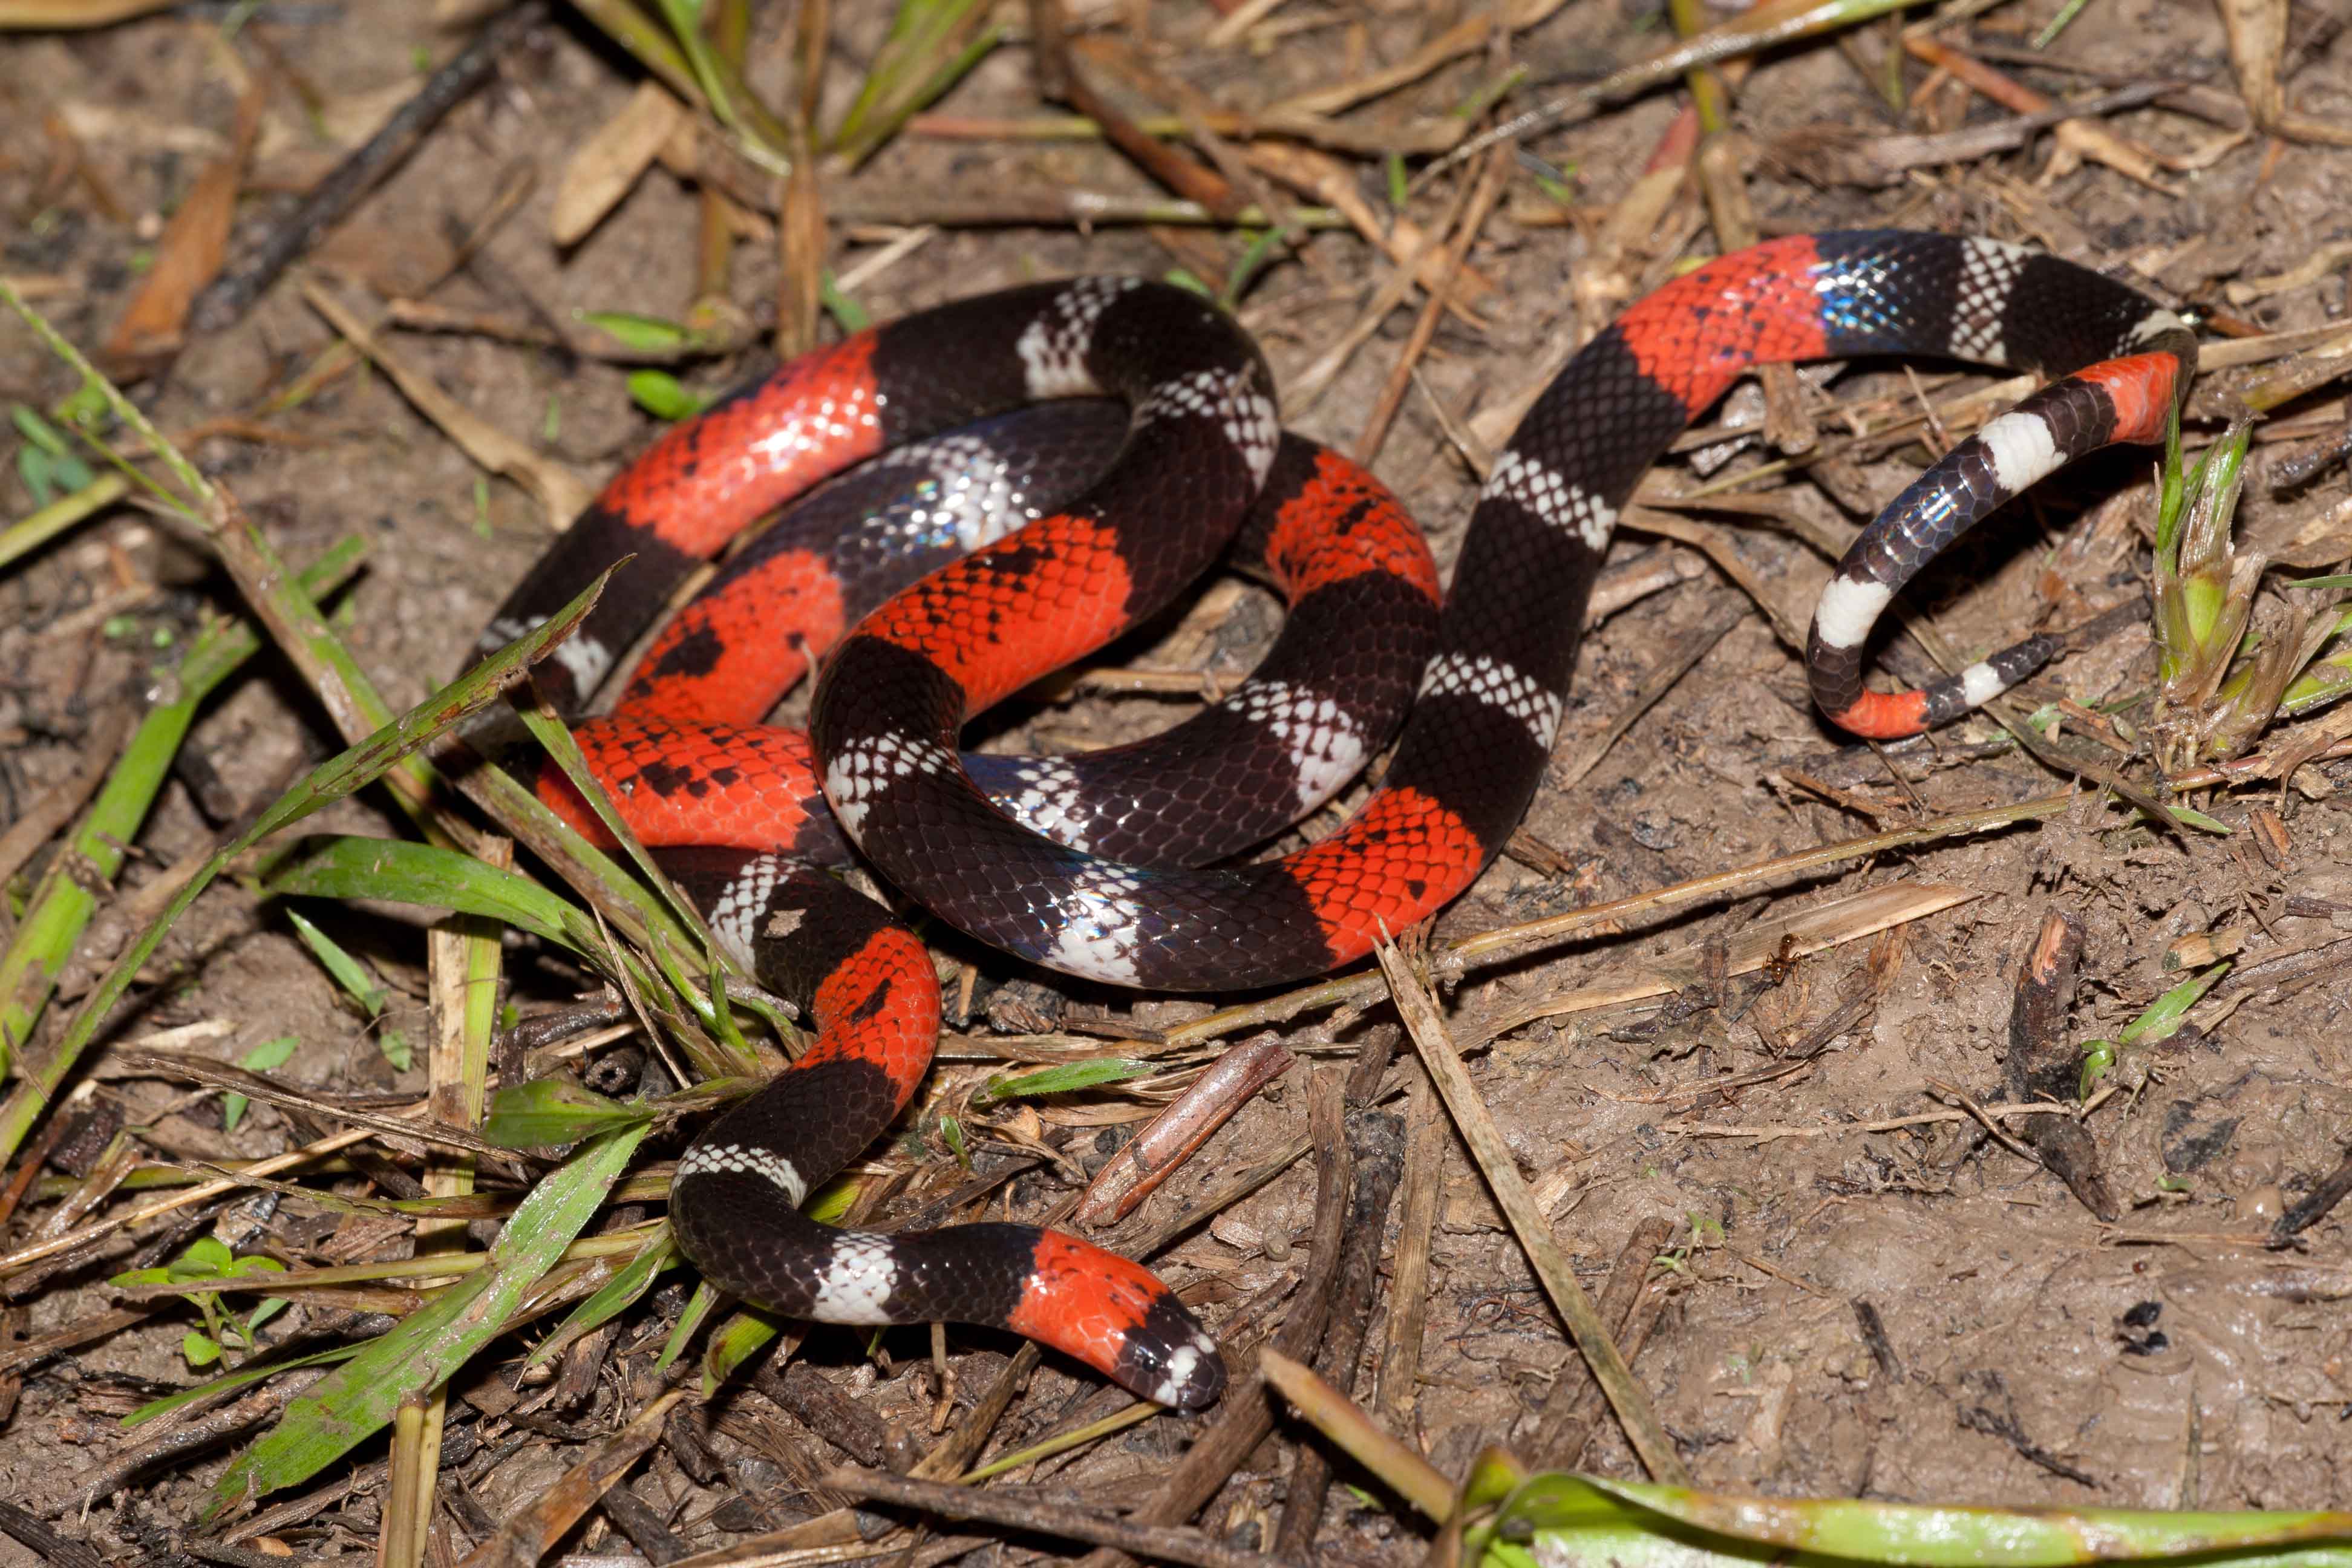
3, 0, 2351, 1561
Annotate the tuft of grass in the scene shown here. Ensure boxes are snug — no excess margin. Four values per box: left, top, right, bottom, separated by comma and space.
2077, 961, 2230, 1098
2149, 411, 2352, 772
828, 0, 1001, 171
111, 1236, 287, 1369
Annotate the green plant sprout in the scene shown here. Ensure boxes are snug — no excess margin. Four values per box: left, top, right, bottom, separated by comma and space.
2077, 961, 2229, 1098
111, 1236, 289, 1369
2150, 410, 2352, 771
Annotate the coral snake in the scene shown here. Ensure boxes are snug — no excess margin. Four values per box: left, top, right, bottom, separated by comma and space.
471, 232, 2193, 1410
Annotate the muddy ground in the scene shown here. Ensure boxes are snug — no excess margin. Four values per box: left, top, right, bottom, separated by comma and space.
2, 0, 2351, 1561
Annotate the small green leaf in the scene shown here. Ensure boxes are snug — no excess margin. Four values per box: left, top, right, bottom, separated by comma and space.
183, 1331, 221, 1367
2164, 802, 2232, 835
976, 1057, 1154, 1104
270, 837, 584, 952
54, 379, 110, 428
820, 275, 870, 334
181, 1236, 232, 1275
224, 1034, 299, 1132
2077, 1038, 2117, 1098
11, 402, 70, 457
483, 1076, 653, 1149
579, 309, 695, 351
2120, 962, 2229, 1046
699, 1307, 779, 1394
939, 1114, 969, 1170
2078, 963, 2228, 1095
1526, 160, 1579, 208
244, 1036, 300, 1074
284, 909, 386, 1016
377, 1028, 413, 1073
626, 369, 708, 422
17, 444, 56, 506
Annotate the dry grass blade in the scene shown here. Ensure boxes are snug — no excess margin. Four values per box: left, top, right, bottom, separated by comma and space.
385, 841, 509, 1568
1901, 35, 2171, 189
1471, 881, 1979, 1043
1373, 939, 1689, 1486
302, 279, 595, 529
1272, 0, 1570, 118
2218, 0, 2352, 146
823, 1465, 1299, 1568
1549, 590, 1751, 792
456, 1388, 687, 1568
1163, 788, 2085, 1051
1351, 146, 1509, 465
1287, 158, 1490, 414
0, 1128, 374, 1281
1420, 0, 1921, 188
1259, 1347, 1454, 1521
0, 0, 171, 20
552, 81, 690, 246
1374, 1071, 1444, 1434
1664, 1097, 2096, 1143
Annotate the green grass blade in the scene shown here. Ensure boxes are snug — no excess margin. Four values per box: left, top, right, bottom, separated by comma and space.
512, 701, 717, 957
267, 837, 587, 952
233, 570, 616, 850
828, 0, 998, 169
2119, 961, 2229, 1045
122, 1340, 364, 1430
7, 567, 615, 1171
483, 1077, 653, 1148
659, 1279, 727, 1373
281, 906, 388, 1017
205, 1121, 647, 1517
697, 1305, 778, 1393
0, 537, 367, 1132
0, 471, 130, 574
1477, 1469, 2352, 1568
976, 1057, 1154, 1104
526, 1226, 678, 1370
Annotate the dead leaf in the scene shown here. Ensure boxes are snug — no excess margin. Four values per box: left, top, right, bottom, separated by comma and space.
102, 82, 263, 379
551, 81, 687, 247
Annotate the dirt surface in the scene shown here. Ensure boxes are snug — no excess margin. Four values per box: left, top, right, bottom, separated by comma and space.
4, 0, 2352, 1561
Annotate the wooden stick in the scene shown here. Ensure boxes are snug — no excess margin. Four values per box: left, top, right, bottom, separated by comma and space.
1375, 939, 1690, 1486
